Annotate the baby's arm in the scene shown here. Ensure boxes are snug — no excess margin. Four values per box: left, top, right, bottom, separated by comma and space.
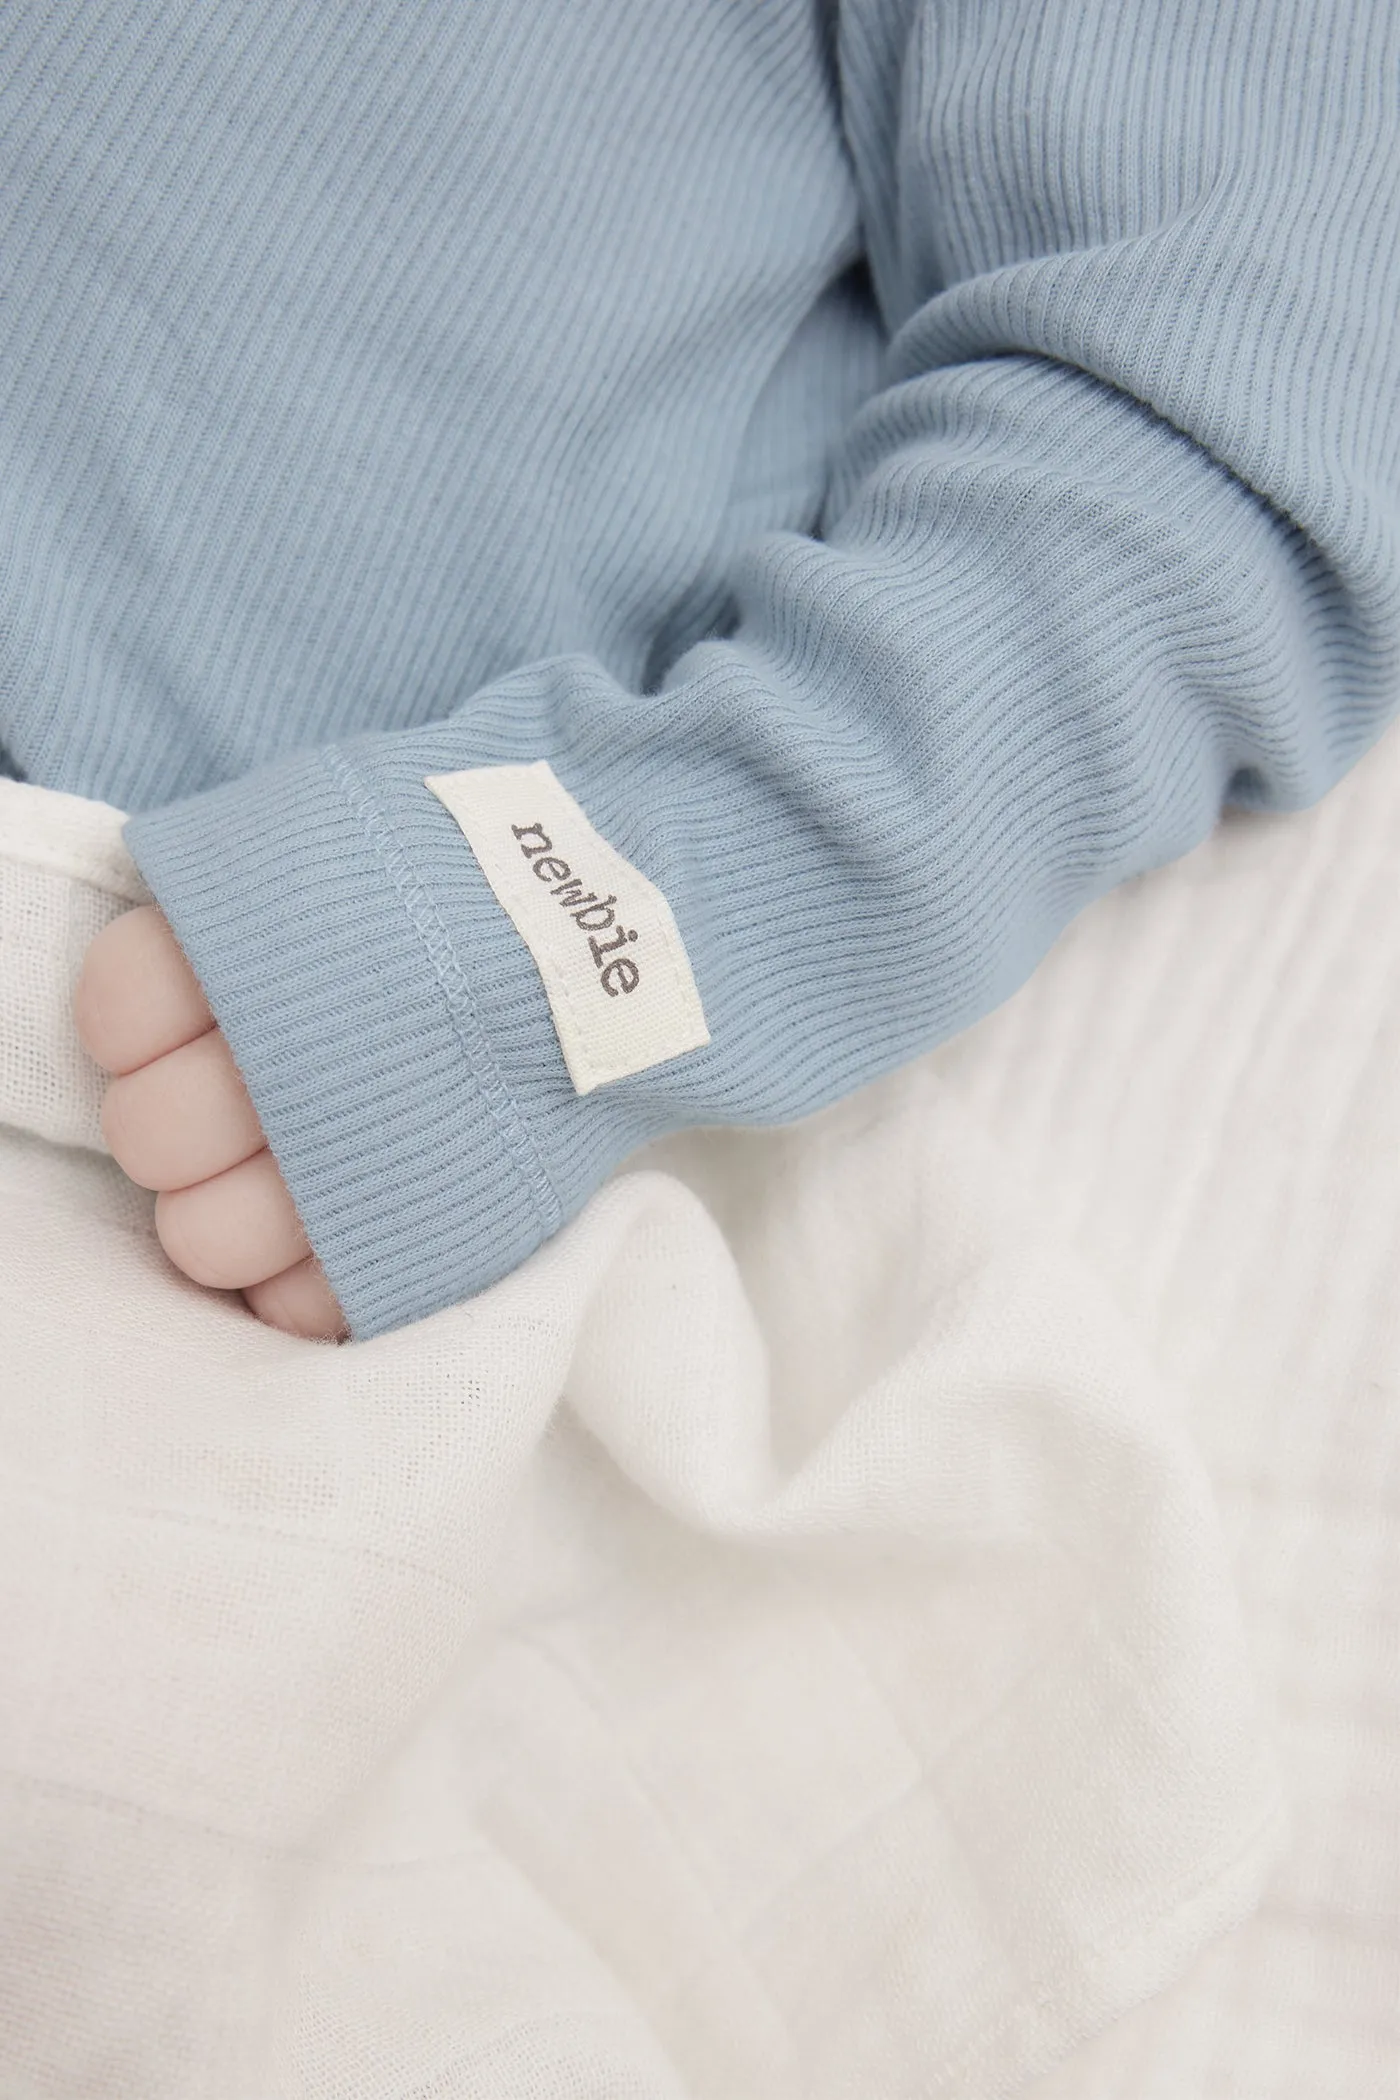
110, 0, 1400, 1342
74, 905, 347, 1339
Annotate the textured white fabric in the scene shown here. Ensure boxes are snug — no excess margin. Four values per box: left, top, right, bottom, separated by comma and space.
0, 724, 1395, 2097
0, 779, 149, 1150
945, 732, 1400, 2100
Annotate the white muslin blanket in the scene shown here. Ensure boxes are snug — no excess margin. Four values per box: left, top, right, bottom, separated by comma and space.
0, 728, 1395, 2098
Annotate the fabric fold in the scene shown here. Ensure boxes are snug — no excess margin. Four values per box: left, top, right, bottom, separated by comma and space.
0, 772, 1290, 2100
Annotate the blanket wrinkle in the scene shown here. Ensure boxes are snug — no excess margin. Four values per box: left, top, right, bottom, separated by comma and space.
5, 741, 1397, 2096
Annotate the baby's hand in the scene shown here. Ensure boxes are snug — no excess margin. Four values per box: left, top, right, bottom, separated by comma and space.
74, 906, 348, 1341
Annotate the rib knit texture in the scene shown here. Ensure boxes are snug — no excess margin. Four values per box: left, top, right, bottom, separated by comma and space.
3, 0, 1398, 1338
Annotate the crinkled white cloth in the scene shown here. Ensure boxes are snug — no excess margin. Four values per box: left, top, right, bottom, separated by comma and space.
0, 726, 1394, 2098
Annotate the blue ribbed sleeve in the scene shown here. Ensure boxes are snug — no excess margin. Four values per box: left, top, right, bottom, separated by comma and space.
119, 0, 1400, 1338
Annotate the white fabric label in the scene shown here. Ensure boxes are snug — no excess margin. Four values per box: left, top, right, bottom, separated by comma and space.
425, 761, 709, 1095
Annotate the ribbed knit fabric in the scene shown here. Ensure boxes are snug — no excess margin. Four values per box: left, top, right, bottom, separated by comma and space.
3, 2, 1398, 1337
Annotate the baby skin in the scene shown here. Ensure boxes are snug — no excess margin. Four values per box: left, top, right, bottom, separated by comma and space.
74, 905, 349, 1341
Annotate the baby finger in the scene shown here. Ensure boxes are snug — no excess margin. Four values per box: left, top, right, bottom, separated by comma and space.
155, 1147, 311, 1290
243, 1256, 349, 1341
101, 1027, 266, 1191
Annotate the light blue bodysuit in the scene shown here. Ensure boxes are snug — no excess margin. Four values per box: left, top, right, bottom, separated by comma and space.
2, 1, 1397, 1336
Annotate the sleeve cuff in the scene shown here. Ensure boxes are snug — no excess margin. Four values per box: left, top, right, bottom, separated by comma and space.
122, 740, 671, 1339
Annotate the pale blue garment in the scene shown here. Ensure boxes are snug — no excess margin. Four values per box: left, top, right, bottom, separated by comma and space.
2, 2, 1397, 1336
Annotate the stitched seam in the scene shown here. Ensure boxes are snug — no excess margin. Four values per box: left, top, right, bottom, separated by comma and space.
318, 745, 564, 1237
